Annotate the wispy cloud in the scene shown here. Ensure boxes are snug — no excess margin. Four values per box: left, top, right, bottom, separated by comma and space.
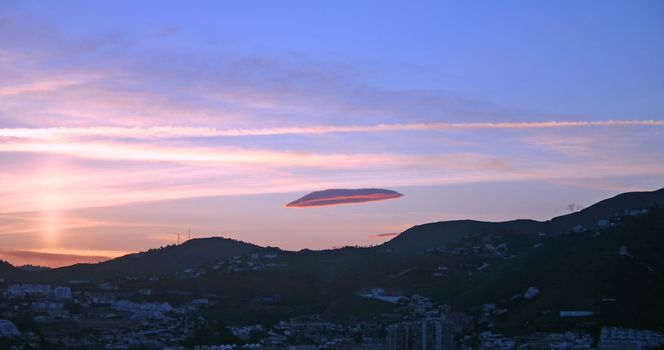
0, 140, 511, 171
369, 232, 400, 238
2, 120, 663, 140
0, 248, 125, 268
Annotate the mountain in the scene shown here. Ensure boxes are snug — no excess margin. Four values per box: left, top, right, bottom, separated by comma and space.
4, 188, 663, 279
380, 219, 549, 254
439, 206, 664, 332
17, 265, 51, 271
34, 237, 265, 281
0, 260, 17, 275
549, 188, 664, 229
381, 188, 664, 254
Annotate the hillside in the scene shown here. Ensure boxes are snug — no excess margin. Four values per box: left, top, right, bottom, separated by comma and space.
380, 188, 664, 255
23, 237, 265, 282
157, 207, 664, 330
549, 188, 664, 228
380, 219, 550, 255
442, 208, 664, 332
0, 260, 17, 278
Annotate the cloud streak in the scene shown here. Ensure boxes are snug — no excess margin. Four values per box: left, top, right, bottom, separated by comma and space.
0, 140, 510, 171
0, 248, 125, 268
1, 119, 663, 140
369, 232, 400, 238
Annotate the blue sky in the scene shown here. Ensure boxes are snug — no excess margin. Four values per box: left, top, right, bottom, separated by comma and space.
0, 1, 663, 266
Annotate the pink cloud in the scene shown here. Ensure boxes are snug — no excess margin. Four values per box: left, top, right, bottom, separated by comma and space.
0, 248, 125, 268
286, 188, 403, 208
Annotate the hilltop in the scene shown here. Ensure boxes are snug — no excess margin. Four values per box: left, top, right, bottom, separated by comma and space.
381, 187, 664, 255
16, 237, 265, 282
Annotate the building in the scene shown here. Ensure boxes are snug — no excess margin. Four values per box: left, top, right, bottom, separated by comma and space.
191, 298, 209, 306
419, 318, 453, 350
6, 284, 51, 298
479, 332, 515, 350
572, 225, 587, 233
599, 327, 664, 350
559, 311, 593, 318
516, 332, 593, 349
386, 318, 455, 350
0, 319, 21, 338
524, 286, 540, 299
387, 321, 416, 350
53, 286, 72, 300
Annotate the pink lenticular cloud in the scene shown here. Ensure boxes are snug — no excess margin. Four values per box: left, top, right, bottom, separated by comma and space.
286, 188, 403, 208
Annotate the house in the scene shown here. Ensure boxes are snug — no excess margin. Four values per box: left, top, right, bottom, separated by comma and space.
559, 311, 593, 317
572, 225, 586, 233
0, 319, 21, 337
53, 286, 72, 300
618, 246, 630, 256
7, 284, 51, 298
599, 327, 664, 350
524, 287, 540, 299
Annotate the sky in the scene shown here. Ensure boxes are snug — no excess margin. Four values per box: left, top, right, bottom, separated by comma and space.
1, 1, 663, 267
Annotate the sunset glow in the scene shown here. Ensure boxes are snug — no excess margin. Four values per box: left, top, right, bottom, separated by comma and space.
1, 1, 663, 267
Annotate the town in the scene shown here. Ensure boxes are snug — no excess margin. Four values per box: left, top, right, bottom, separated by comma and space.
1, 279, 664, 349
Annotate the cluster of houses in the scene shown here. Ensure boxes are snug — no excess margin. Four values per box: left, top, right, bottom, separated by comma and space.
478, 331, 595, 349
474, 328, 664, 350
0, 282, 197, 348
573, 207, 650, 233
209, 252, 286, 274
2, 278, 664, 349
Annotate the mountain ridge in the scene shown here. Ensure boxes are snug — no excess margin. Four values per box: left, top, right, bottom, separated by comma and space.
2, 187, 662, 277
382, 187, 664, 254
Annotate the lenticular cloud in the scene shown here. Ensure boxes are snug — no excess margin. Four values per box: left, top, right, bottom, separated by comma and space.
286, 188, 403, 208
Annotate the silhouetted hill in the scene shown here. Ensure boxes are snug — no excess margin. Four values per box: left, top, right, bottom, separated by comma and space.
0, 260, 21, 281
380, 219, 549, 254
380, 188, 664, 254
0, 260, 16, 273
17, 264, 51, 271
549, 187, 664, 229
4, 188, 663, 290
41, 237, 265, 280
